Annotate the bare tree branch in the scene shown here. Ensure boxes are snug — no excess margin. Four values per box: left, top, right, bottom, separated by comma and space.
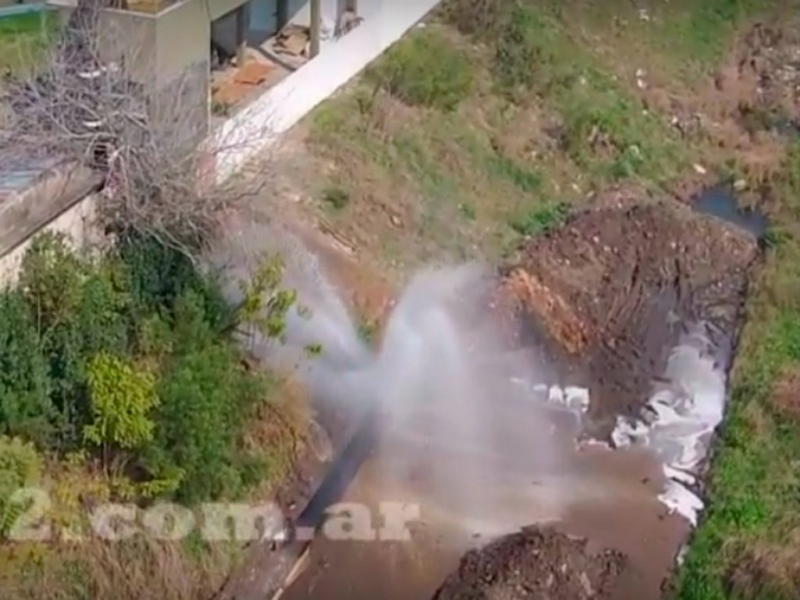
0, 0, 278, 253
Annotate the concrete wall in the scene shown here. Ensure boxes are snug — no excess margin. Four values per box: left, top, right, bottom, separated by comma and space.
53, 0, 209, 85
0, 165, 102, 288
288, 0, 340, 31
97, 9, 157, 84
0, 194, 101, 288
50, 4, 159, 84
211, 4, 246, 57
153, 0, 211, 147
52, 1, 211, 150
246, 0, 340, 39
155, 0, 209, 81
208, 0, 247, 21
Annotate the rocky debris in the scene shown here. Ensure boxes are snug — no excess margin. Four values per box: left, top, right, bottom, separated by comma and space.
432, 527, 627, 600
498, 191, 759, 435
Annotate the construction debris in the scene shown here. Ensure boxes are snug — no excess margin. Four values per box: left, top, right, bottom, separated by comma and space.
275, 24, 311, 57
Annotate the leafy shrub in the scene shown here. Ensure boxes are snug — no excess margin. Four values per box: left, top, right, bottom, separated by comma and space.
367, 29, 473, 111
148, 344, 266, 503
84, 353, 159, 452
0, 436, 42, 539
0, 232, 285, 505
0, 292, 54, 447
322, 186, 350, 210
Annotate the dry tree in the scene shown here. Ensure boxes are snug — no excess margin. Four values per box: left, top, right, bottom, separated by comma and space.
0, 0, 277, 252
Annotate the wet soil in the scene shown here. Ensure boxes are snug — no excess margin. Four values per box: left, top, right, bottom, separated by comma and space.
219, 194, 754, 600
280, 357, 686, 600
499, 191, 759, 437
432, 527, 626, 600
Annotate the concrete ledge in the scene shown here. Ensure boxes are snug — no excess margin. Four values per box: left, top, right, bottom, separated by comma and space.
0, 164, 103, 286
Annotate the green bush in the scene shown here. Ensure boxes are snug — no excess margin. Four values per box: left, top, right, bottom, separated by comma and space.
367, 29, 473, 111
441, 0, 507, 35
0, 232, 281, 504
322, 186, 351, 210
0, 436, 42, 539
0, 292, 54, 447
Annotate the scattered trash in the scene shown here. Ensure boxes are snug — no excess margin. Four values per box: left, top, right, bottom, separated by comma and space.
275, 24, 311, 57
635, 68, 648, 89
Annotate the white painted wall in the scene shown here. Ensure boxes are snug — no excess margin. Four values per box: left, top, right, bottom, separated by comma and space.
0, 194, 101, 288
212, 0, 441, 182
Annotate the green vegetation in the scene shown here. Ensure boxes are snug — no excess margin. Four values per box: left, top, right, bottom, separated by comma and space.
0, 436, 42, 538
508, 201, 568, 237
530, 0, 775, 83
450, 0, 690, 184
322, 185, 351, 210
0, 231, 302, 598
365, 28, 474, 111
307, 0, 695, 273
0, 11, 57, 75
675, 144, 800, 599
0, 232, 289, 506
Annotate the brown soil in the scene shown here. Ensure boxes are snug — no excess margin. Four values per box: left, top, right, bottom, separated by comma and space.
641, 17, 800, 198
770, 365, 800, 421
499, 190, 759, 436
432, 527, 627, 600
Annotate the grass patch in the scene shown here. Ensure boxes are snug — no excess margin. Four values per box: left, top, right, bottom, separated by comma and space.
321, 185, 351, 210
538, 0, 786, 83
306, 10, 688, 270
675, 143, 800, 599
365, 28, 474, 111
0, 11, 58, 75
508, 201, 568, 237
443, 0, 691, 187
649, 0, 777, 75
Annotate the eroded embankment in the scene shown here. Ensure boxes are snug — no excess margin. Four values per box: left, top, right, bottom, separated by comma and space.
500, 189, 758, 437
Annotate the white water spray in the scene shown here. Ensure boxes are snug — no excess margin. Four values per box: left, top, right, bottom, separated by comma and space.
208, 221, 565, 535
612, 323, 728, 525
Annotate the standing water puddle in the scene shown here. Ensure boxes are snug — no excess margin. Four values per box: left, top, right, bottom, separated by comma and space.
693, 184, 769, 239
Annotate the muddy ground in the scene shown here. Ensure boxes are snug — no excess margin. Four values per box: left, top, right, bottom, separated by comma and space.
433, 527, 626, 600
499, 190, 760, 438
427, 196, 759, 600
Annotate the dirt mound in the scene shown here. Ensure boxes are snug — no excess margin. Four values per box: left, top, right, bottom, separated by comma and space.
499, 192, 759, 436
432, 527, 627, 600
